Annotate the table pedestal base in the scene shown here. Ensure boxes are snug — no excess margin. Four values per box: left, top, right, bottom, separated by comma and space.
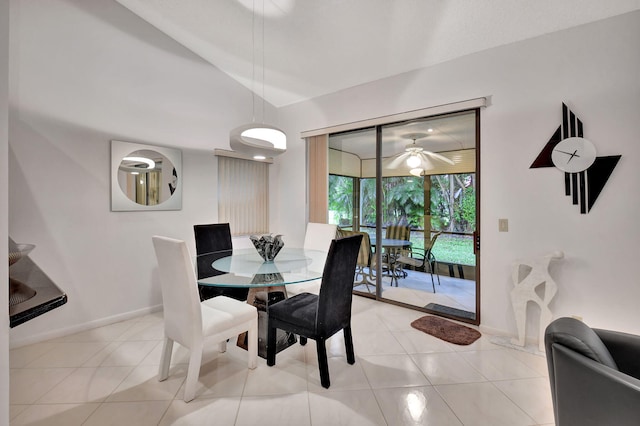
237, 286, 297, 358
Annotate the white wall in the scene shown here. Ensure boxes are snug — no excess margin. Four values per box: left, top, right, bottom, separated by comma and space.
8, 0, 278, 346
1, 0, 10, 420
278, 11, 640, 339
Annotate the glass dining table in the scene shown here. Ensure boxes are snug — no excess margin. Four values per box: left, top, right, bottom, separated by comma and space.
196, 247, 327, 357
197, 247, 325, 287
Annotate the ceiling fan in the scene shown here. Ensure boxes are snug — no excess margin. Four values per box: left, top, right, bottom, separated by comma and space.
385, 133, 455, 175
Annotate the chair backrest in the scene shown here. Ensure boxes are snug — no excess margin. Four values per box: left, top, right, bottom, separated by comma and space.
317, 234, 363, 335
385, 224, 410, 241
425, 231, 442, 252
337, 229, 371, 268
386, 225, 411, 257
193, 223, 233, 279
152, 236, 202, 347
194, 223, 232, 254
304, 223, 338, 272
545, 317, 618, 370
303, 222, 338, 252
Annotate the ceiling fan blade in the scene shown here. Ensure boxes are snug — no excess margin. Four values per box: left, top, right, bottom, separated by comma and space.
423, 150, 455, 165
384, 152, 410, 169
418, 154, 434, 170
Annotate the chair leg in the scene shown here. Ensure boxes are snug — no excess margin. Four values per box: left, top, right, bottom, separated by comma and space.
158, 337, 173, 381
428, 264, 436, 293
344, 326, 355, 365
389, 263, 399, 287
299, 336, 307, 346
266, 323, 277, 367
183, 342, 203, 402
247, 318, 258, 369
316, 338, 330, 388
428, 253, 441, 286
426, 256, 436, 293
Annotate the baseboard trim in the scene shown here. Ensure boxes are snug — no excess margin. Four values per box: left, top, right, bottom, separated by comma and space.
9, 304, 163, 349
478, 324, 540, 347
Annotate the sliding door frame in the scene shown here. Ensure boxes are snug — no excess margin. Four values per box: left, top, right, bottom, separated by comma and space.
306, 100, 484, 325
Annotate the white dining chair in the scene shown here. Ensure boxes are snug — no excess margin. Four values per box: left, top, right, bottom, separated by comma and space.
287, 222, 337, 296
152, 235, 258, 402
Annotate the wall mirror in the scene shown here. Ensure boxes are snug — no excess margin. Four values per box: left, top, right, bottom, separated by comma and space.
111, 140, 182, 211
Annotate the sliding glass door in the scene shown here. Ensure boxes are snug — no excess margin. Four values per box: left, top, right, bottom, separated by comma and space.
327, 110, 480, 324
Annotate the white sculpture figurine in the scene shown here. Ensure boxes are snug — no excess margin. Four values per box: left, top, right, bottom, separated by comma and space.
510, 251, 564, 352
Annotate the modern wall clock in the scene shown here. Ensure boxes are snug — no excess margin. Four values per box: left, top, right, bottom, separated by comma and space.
530, 103, 621, 214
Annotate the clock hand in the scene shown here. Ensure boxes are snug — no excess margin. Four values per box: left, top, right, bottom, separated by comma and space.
566, 149, 579, 163
555, 149, 581, 158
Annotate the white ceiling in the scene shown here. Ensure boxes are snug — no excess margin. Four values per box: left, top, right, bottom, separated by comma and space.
115, 0, 640, 107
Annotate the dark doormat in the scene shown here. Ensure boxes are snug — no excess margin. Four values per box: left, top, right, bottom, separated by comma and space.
411, 315, 481, 345
425, 303, 476, 321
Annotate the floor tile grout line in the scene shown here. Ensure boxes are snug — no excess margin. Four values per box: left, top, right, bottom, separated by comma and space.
431, 383, 472, 426
485, 379, 539, 425
490, 376, 552, 425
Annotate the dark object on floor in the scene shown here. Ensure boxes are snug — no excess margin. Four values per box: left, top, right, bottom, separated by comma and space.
544, 317, 640, 426
193, 223, 249, 301
425, 303, 476, 321
267, 234, 362, 388
411, 315, 481, 345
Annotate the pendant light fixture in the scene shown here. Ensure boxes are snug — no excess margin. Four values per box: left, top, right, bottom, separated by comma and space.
229, 0, 286, 159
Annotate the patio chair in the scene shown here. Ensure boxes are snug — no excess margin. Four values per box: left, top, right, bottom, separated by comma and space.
396, 231, 441, 292
338, 229, 375, 292
384, 224, 411, 279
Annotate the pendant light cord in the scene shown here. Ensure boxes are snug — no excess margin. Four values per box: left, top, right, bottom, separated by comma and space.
250, 0, 268, 124
262, 0, 265, 124
251, 0, 256, 123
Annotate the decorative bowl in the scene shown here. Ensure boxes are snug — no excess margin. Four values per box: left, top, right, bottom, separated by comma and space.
9, 243, 35, 267
250, 234, 284, 262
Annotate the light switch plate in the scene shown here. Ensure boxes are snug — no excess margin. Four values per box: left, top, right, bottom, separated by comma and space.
498, 218, 509, 232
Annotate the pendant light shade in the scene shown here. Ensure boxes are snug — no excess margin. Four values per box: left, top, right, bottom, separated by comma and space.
229, 0, 286, 159
230, 123, 287, 158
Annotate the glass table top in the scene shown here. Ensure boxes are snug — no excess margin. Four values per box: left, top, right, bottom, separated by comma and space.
196, 247, 326, 288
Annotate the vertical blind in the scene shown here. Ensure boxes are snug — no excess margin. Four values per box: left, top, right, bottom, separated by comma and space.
218, 156, 269, 235
307, 134, 329, 223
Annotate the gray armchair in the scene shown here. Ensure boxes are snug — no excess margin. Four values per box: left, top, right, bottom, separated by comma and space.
544, 317, 640, 426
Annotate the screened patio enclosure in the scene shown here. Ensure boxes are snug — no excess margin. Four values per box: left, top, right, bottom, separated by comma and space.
327, 109, 479, 323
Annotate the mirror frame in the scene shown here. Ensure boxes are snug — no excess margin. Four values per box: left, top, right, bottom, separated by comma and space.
111, 140, 182, 211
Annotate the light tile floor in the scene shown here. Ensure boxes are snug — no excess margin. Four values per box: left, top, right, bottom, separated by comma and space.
10, 296, 555, 425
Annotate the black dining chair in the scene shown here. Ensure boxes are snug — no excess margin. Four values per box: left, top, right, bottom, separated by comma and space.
193, 223, 249, 302
266, 234, 362, 388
